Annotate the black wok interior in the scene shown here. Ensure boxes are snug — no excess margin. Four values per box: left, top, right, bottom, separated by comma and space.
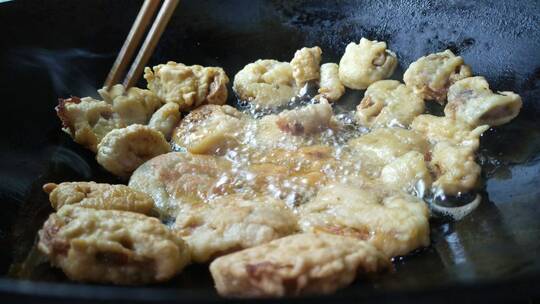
0, 0, 539, 303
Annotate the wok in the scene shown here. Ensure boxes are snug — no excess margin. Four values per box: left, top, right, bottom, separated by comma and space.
0, 0, 539, 302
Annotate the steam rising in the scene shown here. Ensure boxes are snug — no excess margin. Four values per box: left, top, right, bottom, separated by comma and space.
11, 48, 112, 98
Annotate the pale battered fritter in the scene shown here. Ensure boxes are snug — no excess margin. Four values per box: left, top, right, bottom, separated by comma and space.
171, 104, 247, 155
411, 114, 489, 150
298, 181, 430, 258
175, 194, 297, 263
171, 101, 334, 155
129, 152, 235, 218
56, 85, 163, 152
247, 114, 310, 151
96, 124, 171, 179
233, 59, 298, 109
209, 233, 390, 298
410, 114, 486, 195
98, 84, 164, 125
275, 100, 333, 135
445, 76, 522, 127
148, 102, 181, 140
356, 80, 425, 128
317, 63, 345, 102
403, 49, 472, 103
430, 141, 482, 195
290, 46, 322, 87
37, 206, 190, 285
380, 151, 432, 194
144, 61, 229, 110
42, 182, 154, 214
346, 128, 429, 177
338, 38, 398, 90
56, 97, 118, 152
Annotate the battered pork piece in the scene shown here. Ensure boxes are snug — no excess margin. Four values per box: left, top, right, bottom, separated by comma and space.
347, 128, 429, 177
356, 80, 425, 128
275, 100, 333, 135
411, 114, 489, 150
233, 59, 298, 109
445, 76, 522, 127
209, 233, 390, 298
56, 96, 117, 152
171, 104, 247, 155
379, 151, 432, 195
38, 206, 190, 285
248, 114, 310, 150
430, 141, 482, 195
97, 84, 163, 125
410, 114, 486, 196
56, 85, 163, 152
148, 102, 181, 140
144, 61, 229, 110
317, 63, 345, 101
96, 124, 171, 179
290, 46, 322, 87
298, 181, 430, 258
403, 49, 472, 104
129, 152, 235, 218
175, 194, 298, 263
42, 182, 154, 214
338, 38, 398, 90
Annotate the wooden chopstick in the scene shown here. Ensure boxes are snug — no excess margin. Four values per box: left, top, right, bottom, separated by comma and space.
123, 0, 180, 89
103, 0, 160, 89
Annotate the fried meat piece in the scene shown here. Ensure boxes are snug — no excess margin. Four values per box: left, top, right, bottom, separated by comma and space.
42, 181, 154, 214
38, 206, 190, 284
210, 233, 389, 297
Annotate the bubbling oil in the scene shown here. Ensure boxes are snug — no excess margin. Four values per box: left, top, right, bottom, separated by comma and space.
172, 94, 485, 221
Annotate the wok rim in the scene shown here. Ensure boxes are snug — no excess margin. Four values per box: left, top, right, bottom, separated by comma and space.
1, 271, 539, 302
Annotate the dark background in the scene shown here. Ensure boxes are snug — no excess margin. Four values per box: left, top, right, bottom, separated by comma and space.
0, 0, 539, 303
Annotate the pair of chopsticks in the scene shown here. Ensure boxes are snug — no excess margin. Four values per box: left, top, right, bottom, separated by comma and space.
104, 0, 180, 90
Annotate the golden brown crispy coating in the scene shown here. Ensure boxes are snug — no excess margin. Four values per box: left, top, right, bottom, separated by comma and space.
43, 182, 154, 214
38, 206, 190, 285
209, 233, 390, 298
